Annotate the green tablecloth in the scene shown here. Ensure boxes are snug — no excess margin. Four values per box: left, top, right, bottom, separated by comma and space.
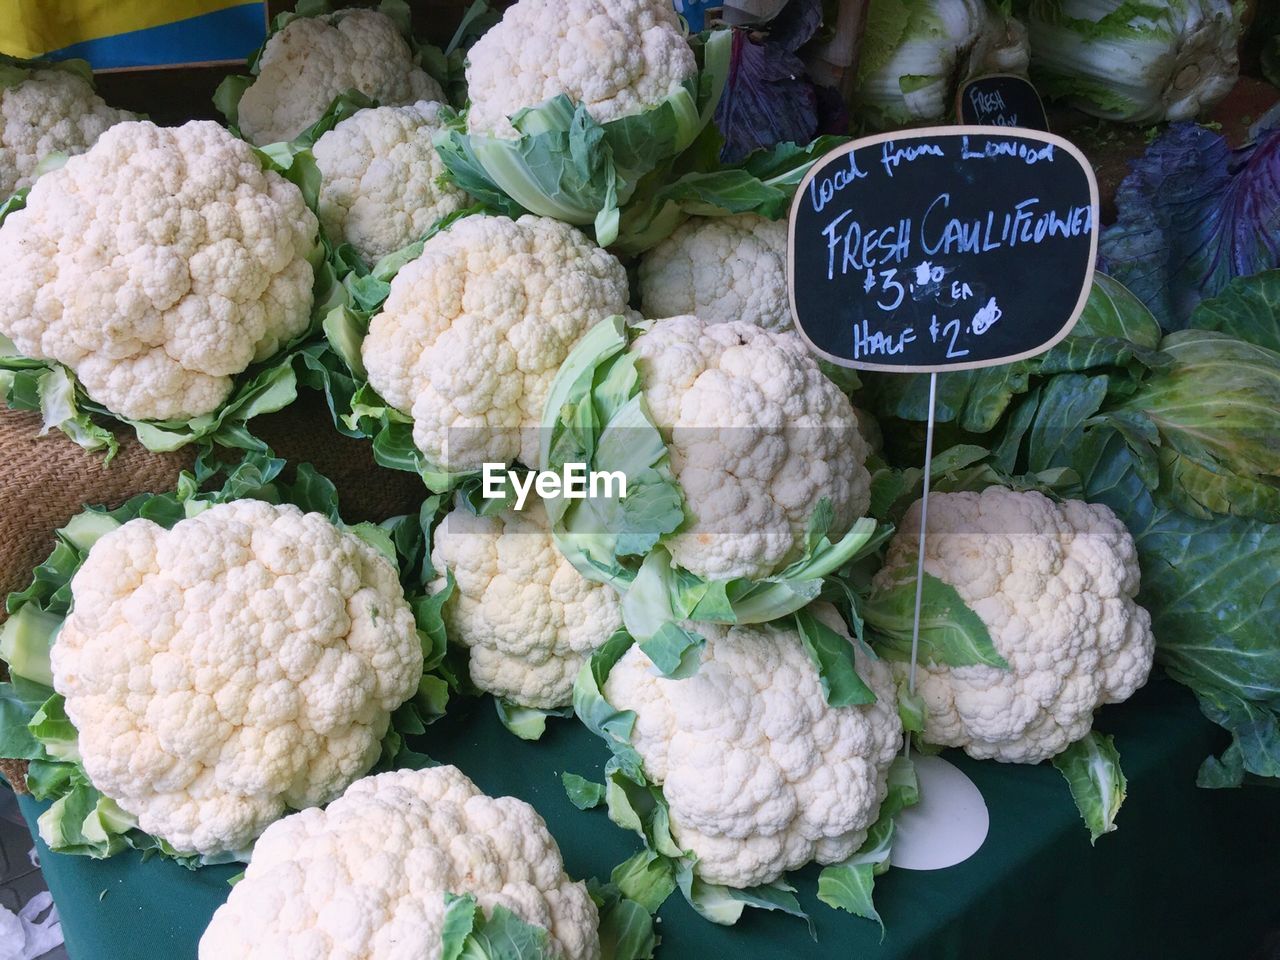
18, 674, 1280, 959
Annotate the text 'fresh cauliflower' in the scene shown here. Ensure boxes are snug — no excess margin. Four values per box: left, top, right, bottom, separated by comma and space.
465, 0, 696, 138
199, 765, 600, 960
51, 500, 423, 858
0, 120, 318, 422
630, 316, 871, 581
313, 101, 470, 264
605, 605, 902, 888
638, 215, 791, 332
238, 9, 444, 145
0, 66, 136, 196
362, 214, 630, 472
874, 488, 1155, 763
430, 496, 622, 709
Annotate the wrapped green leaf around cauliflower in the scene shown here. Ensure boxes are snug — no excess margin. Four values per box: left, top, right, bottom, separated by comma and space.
637, 214, 791, 332
867, 487, 1155, 764
355, 214, 632, 482
853, 0, 1029, 129
429, 495, 622, 712
604, 607, 901, 887
436, 0, 727, 245
0, 56, 136, 197
541, 315, 880, 695
312, 100, 471, 265
222, 4, 444, 146
199, 765, 601, 960
0, 459, 448, 864
1024, 0, 1240, 123
0, 120, 327, 453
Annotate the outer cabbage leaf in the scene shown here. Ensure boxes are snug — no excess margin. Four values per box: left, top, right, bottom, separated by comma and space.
1098, 122, 1280, 332
859, 273, 1162, 435
1109, 330, 1280, 522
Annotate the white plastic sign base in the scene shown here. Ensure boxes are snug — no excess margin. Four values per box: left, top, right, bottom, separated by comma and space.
890, 755, 990, 871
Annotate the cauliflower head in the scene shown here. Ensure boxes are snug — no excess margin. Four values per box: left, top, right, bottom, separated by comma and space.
313, 101, 470, 264
630, 315, 871, 581
466, 0, 696, 138
0, 120, 318, 422
430, 496, 622, 709
638, 215, 791, 332
362, 214, 630, 472
0, 67, 136, 196
199, 765, 600, 960
237, 9, 444, 145
604, 605, 902, 888
875, 488, 1155, 763
50, 500, 423, 858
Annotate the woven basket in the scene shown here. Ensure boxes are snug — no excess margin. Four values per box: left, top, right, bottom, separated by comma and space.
0, 393, 427, 792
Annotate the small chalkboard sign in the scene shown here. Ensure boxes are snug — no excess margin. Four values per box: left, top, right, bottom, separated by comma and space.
787, 128, 1098, 372
957, 74, 1049, 131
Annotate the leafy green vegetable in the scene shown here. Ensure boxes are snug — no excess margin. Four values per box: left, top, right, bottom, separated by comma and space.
1025, 0, 1240, 125
1075, 431, 1280, 787
1052, 731, 1126, 842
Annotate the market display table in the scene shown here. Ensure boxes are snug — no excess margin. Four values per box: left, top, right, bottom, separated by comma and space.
18, 675, 1279, 960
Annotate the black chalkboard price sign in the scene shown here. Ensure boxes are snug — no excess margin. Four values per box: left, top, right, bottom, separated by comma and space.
957, 74, 1049, 131
787, 128, 1099, 373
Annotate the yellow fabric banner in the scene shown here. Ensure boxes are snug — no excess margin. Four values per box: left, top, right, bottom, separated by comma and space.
0, 0, 253, 60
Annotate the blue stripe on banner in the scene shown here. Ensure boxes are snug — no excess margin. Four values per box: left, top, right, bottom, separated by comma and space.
45, 3, 267, 70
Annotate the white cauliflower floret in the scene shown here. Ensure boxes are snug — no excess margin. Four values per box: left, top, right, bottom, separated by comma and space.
238, 9, 444, 145
604, 605, 902, 888
362, 214, 630, 472
466, 0, 696, 138
874, 488, 1155, 764
638, 215, 791, 332
199, 766, 600, 960
50, 500, 423, 858
430, 496, 622, 709
313, 101, 470, 263
0, 67, 136, 196
0, 120, 318, 422
630, 315, 871, 581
